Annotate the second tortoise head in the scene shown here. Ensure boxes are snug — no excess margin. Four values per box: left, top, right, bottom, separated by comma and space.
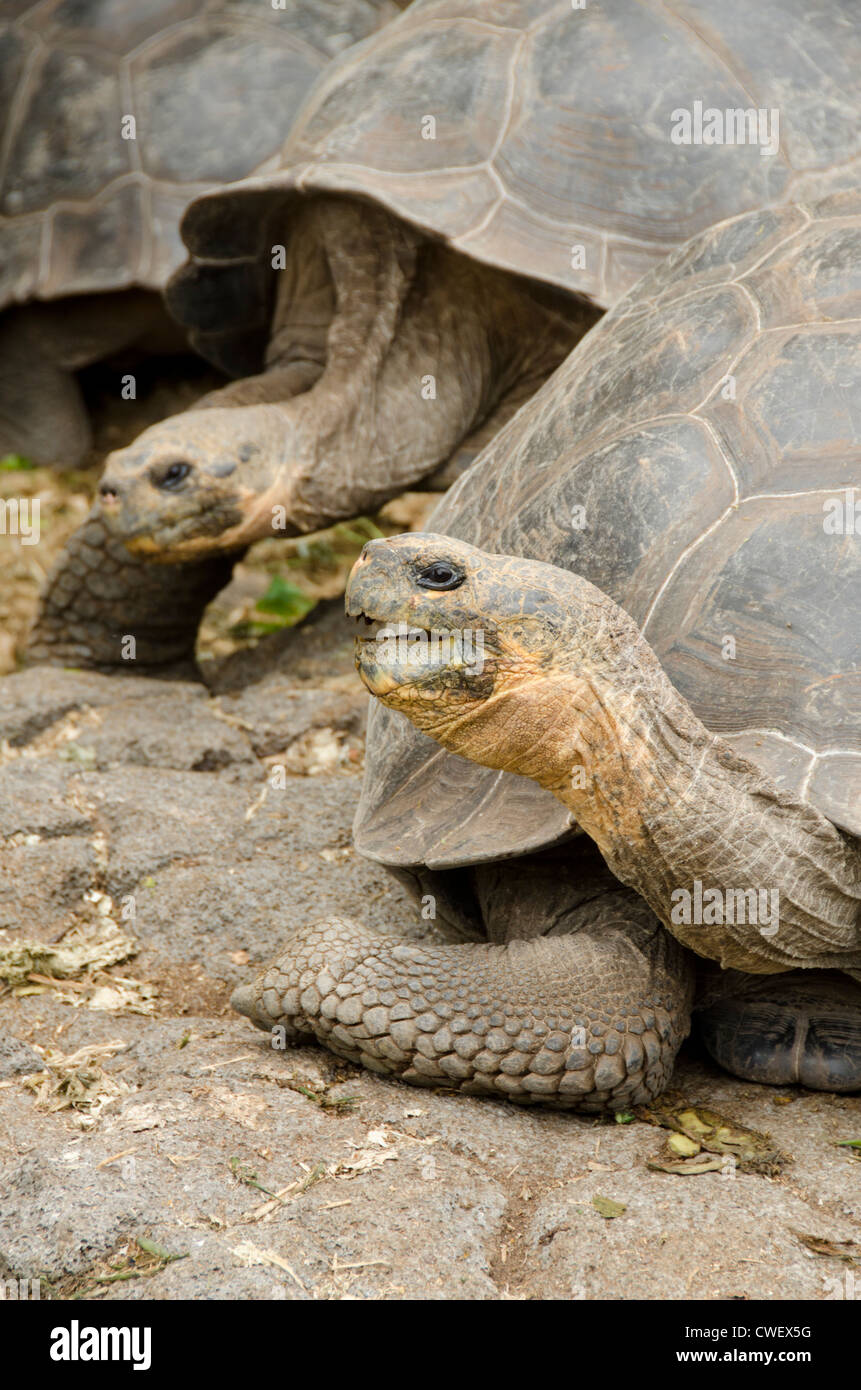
97, 404, 301, 558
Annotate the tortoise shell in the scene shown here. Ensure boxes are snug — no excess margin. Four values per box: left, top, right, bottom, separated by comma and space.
0, 0, 396, 309
355, 193, 861, 869
168, 0, 861, 374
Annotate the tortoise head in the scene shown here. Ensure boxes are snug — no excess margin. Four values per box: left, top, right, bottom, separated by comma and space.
347, 532, 618, 785
97, 405, 302, 558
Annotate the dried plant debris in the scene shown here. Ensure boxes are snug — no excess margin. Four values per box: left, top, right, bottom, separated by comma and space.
235, 1129, 441, 1224
252, 1067, 359, 1112
83, 976, 157, 1015
262, 726, 363, 780
20, 971, 157, 1015
0, 916, 137, 988
21, 1039, 132, 1127
53, 1239, 189, 1300
636, 1093, 786, 1175
794, 1232, 861, 1266
235, 1160, 328, 1222
230, 1241, 305, 1291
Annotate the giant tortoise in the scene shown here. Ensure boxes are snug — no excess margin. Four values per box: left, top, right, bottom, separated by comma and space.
29, 0, 861, 668
0, 0, 398, 466
230, 194, 861, 1108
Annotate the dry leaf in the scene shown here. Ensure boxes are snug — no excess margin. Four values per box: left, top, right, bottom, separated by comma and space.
636, 1093, 786, 1175
795, 1232, 860, 1266
1, 919, 137, 986
592, 1194, 626, 1219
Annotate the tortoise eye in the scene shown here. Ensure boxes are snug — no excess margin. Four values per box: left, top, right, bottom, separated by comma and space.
416, 561, 464, 590
153, 461, 192, 491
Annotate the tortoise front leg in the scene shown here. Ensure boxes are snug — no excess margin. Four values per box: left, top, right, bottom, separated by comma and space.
231, 871, 694, 1113
27, 507, 237, 673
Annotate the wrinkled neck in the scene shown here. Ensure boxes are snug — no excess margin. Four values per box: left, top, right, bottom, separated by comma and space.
278, 243, 518, 534
529, 658, 858, 974
201, 200, 579, 538
544, 665, 711, 853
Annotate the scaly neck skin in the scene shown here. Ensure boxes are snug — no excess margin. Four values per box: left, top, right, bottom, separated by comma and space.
544, 659, 859, 974
458, 629, 861, 976
280, 249, 494, 533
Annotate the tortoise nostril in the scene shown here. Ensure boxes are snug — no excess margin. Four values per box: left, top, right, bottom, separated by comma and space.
99, 480, 119, 504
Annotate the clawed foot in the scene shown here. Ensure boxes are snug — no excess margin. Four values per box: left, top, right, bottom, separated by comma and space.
230, 917, 382, 1053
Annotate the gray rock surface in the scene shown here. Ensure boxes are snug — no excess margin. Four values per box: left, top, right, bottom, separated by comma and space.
0, 618, 858, 1301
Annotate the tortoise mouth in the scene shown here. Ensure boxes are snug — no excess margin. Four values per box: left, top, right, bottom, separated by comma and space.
351, 611, 394, 642
351, 606, 492, 704
99, 489, 251, 559
120, 522, 234, 560
350, 608, 453, 651
353, 612, 408, 693
353, 607, 442, 698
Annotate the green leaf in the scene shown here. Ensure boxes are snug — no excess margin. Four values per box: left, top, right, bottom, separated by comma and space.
592, 1194, 626, 1219
836, 1139, 861, 1149
0, 454, 35, 471
255, 575, 316, 625
136, 1237, 188, 1263
614, 1110, 635, 1124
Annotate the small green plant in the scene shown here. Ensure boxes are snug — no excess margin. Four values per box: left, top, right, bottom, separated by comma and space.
0, 454, 36, 471
252, 575, 316, 631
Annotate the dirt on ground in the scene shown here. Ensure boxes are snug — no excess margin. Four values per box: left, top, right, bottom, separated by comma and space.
0, 606, 859, 1302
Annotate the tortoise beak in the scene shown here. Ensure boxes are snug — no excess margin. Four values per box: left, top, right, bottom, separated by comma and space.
345, 538, 401, 620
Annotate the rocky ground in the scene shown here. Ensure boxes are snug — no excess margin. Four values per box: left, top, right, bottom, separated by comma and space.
0, 602, 859, 1302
